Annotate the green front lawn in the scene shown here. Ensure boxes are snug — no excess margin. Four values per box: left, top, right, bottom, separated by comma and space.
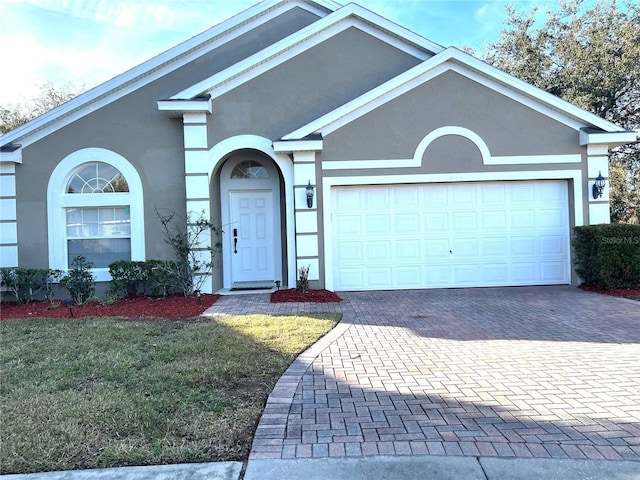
0, 313, 340, 474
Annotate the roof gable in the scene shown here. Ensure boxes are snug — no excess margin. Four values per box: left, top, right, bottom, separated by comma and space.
283, 47, 633, 141
166, 3, 444, 101
1, 0, 340, 149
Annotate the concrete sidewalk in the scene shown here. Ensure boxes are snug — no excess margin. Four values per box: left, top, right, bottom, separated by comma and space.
3, 456, 639, 479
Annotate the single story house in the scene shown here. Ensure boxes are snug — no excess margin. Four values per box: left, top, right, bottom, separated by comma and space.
1, 0, 637, 293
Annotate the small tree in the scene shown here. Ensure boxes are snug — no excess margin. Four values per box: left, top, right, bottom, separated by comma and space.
156, 208, 221, 296
60, 256, 95, 305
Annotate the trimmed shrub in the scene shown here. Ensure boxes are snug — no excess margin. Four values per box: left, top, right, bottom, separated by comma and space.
107, 259, 178, 299
0, 268, 63, 304
573, 224, 640, 289
108, 260, 146, 298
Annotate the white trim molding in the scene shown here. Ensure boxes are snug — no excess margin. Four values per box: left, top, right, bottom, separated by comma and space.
158, 97, 213, 114
47, 148, 145, 281
322, 127, 583, 170
0, 160, 17, 266
321, 169, 584, 291
273, 139, 323, 153
580, 130, 638, 146
0, 149, 22, 164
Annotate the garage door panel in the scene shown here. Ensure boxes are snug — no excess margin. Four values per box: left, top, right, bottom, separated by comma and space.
482, 238, 509, 257
452, 212, 478, 230
452, 185, 477, 205
537, 208, 565, 228
366, 241, 391, 261
425, 265, 452, 285
481, 184, 507, 204
512, 263, 537, 282
423, 186, 448, 206
331, 181, 570, 291
482, 264, 509, 283
511, 210, 536, 229
335, 241, 363, 262
395, 214, 420, 234
540, 262, 567, 282
540, 235, 566, 255
365, 188, 390, 209
397, 240, 421, 259
335, 215, 361, 235
365, 215, 390, 234
334, 188, 360, 209
453, 264, 481, 284
395, 186, 419, 206
425, 239, 450, 258
510, 184, 535, 203
481, 211, 508, 230
511, 237, 537, 256
424, 213, 448, 233
396, 266, 422, 286
451, 238, 480, 257
538, 182, 566, 201
367, 267, 393, 287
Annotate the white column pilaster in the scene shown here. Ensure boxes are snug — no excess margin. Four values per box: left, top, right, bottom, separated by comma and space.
586, 144, 610, 225
0, 162, 18, 267
182, 112, 212, 293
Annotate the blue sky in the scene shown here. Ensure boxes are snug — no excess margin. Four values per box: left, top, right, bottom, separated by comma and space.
0, 0, 563, 105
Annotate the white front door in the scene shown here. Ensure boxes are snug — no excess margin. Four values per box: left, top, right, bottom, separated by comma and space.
230, 190, 275, 283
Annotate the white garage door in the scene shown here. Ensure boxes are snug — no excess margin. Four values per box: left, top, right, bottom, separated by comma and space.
331, 181, 570, 291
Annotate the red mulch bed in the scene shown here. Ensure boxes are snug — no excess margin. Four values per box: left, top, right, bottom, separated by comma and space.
578, 284, 640, 300
271, 288, 341, 303
0, 294, 219, 320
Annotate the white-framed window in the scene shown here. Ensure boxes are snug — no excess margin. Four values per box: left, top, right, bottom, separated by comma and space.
48, 148, 145, 281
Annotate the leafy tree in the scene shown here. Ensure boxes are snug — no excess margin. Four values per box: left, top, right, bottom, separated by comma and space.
1, 81, 85, 134
483, 0, 640, 223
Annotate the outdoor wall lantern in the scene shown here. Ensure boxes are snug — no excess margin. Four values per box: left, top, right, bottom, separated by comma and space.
306, 180, 315, 208
592, 171, 606, 199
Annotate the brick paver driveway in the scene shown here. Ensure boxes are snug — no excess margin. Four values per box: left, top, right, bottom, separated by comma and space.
205, 286, 640, 462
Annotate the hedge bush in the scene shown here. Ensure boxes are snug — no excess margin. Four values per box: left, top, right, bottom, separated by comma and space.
108, 259, 178, 298
0, 268, 63, 304
573, 224, 640, 289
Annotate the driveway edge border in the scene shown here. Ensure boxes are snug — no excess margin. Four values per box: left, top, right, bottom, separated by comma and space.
249, 315, 355, 459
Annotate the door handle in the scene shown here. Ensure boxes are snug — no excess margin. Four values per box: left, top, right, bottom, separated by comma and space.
233, 229, 238, 254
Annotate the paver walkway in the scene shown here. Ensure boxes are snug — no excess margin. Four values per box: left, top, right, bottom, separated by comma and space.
203, 286, 640, 462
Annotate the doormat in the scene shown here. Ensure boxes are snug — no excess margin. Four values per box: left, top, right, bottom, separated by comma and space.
230, 282, 275, 291
230, 286, 273, 291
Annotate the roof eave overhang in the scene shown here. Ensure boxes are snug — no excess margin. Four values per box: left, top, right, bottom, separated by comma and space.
579, 129, 639, 147
0, 144, 22, 164
273, 138, 323, 153
157, 96, 213, 117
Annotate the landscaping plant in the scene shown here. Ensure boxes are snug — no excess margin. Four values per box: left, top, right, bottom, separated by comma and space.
0, 268, 63, 304
156, 208, 221, 297
60, 255, 95, 305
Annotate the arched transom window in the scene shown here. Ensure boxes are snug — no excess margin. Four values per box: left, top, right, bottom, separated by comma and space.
48, 149, 145, 281
231, 160, 269, 179
67, 162, 129, 194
